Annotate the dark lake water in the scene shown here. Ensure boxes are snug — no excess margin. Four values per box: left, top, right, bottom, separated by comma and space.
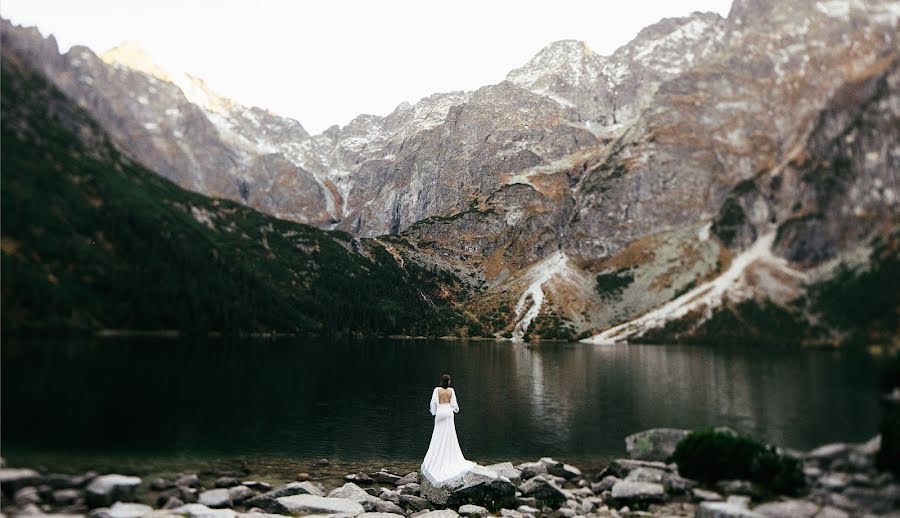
1, 338, 891, 478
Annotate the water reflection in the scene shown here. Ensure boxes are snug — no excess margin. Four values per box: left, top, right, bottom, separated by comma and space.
1, 338, 887, 467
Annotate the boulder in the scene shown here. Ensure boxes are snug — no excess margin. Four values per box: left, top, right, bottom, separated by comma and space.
328, 483, 381, 511
696, 501, 764, 518
199, 489, 232, 508
398, 494, 430, 511
368, 471, 401, 485
609, 480, 666, 504
378, 489, 399, 503
357, 514, 404, 518
716, 480, 760, 497
394, 473, 418, 486
483, 463, 522, 486
591, 475, 619, 494
86, 475, 142, 508
753, 499, 820, 518
537, 458, 580, 480
227, 485, 255, 504
371, 500, 404, 514
270, 481, 324, 498
498, 510, 522, 518
818, 473, 850, 491
53, 488, 83, 505
419, 465, 515, 509
806, 444, 850, 462
692, 488, 724, 502
518, 476, 566, 507
514, 462, 547, 480
457, 504, 489, 517
240, 482, 271, 492
0, 468, 42, 494
275, 494, 364, 516
624, 428, 689, 462
345, 473, 374, 484
92, 502, 154, 518
158, 486, 198, 506
163, 497, 185, 509
414, 511, 457, 518
516, 505, 539, 515
602, 459, 671, 478
15, 486, 42, 505
624, 467, 665, 484
173, 503, 238, 518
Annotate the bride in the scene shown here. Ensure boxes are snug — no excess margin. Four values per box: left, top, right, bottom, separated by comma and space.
421, 374, 476, 485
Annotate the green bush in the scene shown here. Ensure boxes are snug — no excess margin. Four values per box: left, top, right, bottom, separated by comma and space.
672, 429, 805, 496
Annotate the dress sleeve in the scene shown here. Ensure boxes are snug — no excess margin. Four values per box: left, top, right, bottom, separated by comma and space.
450, 388, 460, 413
429, 387, 438, 416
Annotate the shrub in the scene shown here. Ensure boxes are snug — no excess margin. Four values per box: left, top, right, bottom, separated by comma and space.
672, 429, 805, 496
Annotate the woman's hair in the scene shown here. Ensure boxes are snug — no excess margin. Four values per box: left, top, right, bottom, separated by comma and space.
440, 374, 451, 389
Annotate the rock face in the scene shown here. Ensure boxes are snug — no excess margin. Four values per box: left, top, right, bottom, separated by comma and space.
1, 0, 897, 343
418, 465, 516, 509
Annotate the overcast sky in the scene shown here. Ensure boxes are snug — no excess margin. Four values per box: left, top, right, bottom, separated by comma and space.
2, 0, 733, 134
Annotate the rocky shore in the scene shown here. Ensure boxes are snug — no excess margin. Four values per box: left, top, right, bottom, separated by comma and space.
1, 430, 896, 518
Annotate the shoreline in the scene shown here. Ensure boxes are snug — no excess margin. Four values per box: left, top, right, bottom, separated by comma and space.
2, 430, 895, 518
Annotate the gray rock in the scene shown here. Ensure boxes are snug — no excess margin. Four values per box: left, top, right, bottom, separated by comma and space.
328, 483, 381, 511
692, 488, 723, 502
85, 475, 142, 508
419, 465, 515, 508
0, 468, 42, 493
398, 484, 420, 496
369, 471, 402, 485
696, 501, 764, 518
275, 495, 364, 516
158, 486, 198, 506
591, 475, 619, 494
398, 494, 430, 511
269, 481, 325, 498
603, 459, 671, 478
624, 428, 689, 462
47, 473, 95, 490
537, 458, 580, 480
516, 505, 539, 514
856, 435, 881, 457
483, 463, 522, 486
372, 500, 404, 515
514, 496, 536, 507
753, 499, 820, 518
518, 476, 566, 507
456, 504, 489, 518
624, 467, 665, 484
357, 514, 405, 518
515, 462, 547, 480
240, 482, 271, 492
806, 444, 850, 462
15, 486, 42, 506
409, 511, 432, 518
378, 489, 400, 503
662, 473, 697, 494
814, 506, 849, 518
199, 489, 232, 508
91, 502, 155, 518
818, 473, 850, 491
16, 502, 44, 515
556, 508, 575, 518
414, 511, 457, 518
172, 503, 238, 518
227, 486, 255, 504
609, 481, 666, 504
53, 488, 83, 505
394, 473, 418, 487
498, 510, 522, 518
313, 459, 330, 467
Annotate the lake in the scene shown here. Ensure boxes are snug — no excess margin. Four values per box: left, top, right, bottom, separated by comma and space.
1, 338, 891, 480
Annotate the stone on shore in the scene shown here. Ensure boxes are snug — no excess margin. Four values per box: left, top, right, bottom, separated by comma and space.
394, 473, 418, 486
85, 475, 142, 508
716, 480, 760, 497
173, 503, 238, 518
371, 500, 404, 515
0, 468, 43, 494
90, 502, 154, 518
625, 428, 689, 462
414, 511, 457, 518
419, 465, 515, 509
398, 494, 430, 511
199, 489, 232, 508
14, 486, 41, 506
518, 476, 566, 507
357, 514, 404, 518
275, 494, 365, 516
52, 488, 82, 505
514, 462, 547, 480
610, 480, 666, 504
692, 488, 724, 502
368, 470, 401, 485
328, 483, 381, 511
214, 478, 240, 489
175, 475, 202, 489
696, 501, 764, 518
537, 458, 580, 480
245, 480, 326, 511
457, 504, 489, 518
483, 463, 522, 486
603, 459, 672, 478
241, 482, 272, 492
753, 499, 821, 518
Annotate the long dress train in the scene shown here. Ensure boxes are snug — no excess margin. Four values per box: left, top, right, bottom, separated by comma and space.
420, 387, 476, 485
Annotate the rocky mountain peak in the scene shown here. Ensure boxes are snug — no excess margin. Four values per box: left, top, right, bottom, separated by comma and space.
100, 40, 172, 82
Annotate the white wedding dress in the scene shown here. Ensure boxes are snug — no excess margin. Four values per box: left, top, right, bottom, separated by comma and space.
421, 387, 476, 485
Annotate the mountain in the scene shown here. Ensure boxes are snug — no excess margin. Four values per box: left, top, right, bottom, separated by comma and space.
0, 46, 471, 336
2, 0, 898, 344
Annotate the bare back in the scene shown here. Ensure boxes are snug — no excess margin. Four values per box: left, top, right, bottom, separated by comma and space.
437, 387, 453, 404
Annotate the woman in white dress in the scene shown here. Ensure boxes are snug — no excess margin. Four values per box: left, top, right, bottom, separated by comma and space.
421, 374, 476, 485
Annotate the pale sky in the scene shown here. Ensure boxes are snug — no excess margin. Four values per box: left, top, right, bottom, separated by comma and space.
1, 0, 733, 134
